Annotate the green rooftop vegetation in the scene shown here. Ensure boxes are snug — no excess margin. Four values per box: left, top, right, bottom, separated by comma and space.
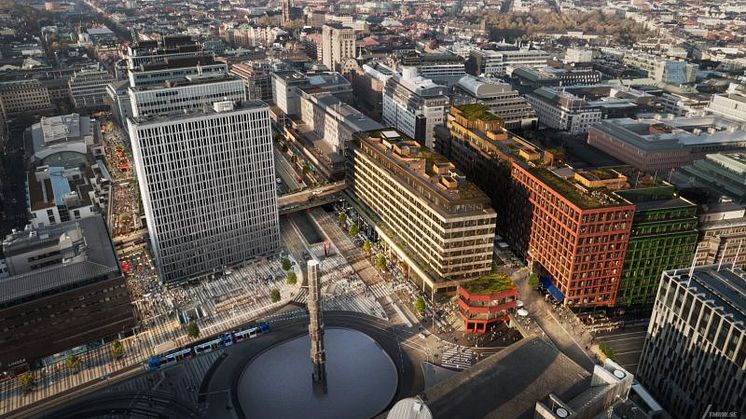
530, 167, 604, 209
462, 271, 516, 295
456, 103, 501, 122
587, 168, 618, 180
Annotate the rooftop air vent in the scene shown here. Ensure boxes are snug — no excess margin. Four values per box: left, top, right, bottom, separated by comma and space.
213, 101, 234, 113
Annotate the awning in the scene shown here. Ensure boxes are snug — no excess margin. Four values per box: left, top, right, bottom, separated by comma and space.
540, 276, 565, 303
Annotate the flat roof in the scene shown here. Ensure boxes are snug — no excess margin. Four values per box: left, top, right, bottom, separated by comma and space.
128, 74, 240, 92
129, 100, 268, 125
0, 216, 120, 306
614, 186, 695, 212
462, 271, 516, 295
423, 337, 591, 419
632, 197, 694, 212
526, 166, 625, 209
666, 265, 746, 328
310, 93, 383, 132
39, 113, 84, 143
361, 129, 493, 209
592, 116, 746, 151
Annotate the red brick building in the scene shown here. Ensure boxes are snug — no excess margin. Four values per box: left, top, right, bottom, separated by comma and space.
436, 104, 637, 308
457, 274, 518, 333
509, 164, 635, 307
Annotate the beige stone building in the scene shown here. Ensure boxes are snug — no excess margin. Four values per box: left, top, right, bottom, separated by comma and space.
694, 202, 746, 268
321, 23, 355, 73
350, 129, 496, 297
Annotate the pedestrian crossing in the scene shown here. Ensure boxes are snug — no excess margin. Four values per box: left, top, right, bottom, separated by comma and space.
293, 287, 309, 304
265, 308, 308, 324
369, 282, 391, 299
440, 346, 474, 370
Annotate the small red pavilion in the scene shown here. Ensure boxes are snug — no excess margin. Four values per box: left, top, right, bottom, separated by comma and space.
457, 273, 518, 334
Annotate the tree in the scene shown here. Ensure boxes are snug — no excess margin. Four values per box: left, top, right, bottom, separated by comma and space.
302, 164, 310, 174
270, 288, 281, 302
18, 372, 35, 392
111, 340, 124, 360
599, 341, 615, 360
362, 240, 371, 255
415, 297, 426, 314
338, 212, 347, 225
290, 155, 298, 164
285, 18, 305, 31
65, 354, 81, 371
187, 321, 200, 338
281, 258, 291, 271
287, 270, 297, 285
280, 144, 289, 153
348, 224, 359, 237
376, 254, 386, 270
528, 273, 540, 288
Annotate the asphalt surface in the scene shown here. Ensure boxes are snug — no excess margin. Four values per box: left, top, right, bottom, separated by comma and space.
596, 325, 648, 374
513, 269, 598, 372
36, 390, 202, 419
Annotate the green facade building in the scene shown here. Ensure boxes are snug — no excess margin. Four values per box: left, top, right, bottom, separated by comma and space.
614, 186, 699, 307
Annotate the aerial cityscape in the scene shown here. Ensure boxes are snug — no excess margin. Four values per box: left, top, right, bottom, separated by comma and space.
0, 0, 744, 418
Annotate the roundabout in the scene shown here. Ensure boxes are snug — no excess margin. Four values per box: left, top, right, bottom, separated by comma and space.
237, 327, 398, 419
201, 311, 424, 419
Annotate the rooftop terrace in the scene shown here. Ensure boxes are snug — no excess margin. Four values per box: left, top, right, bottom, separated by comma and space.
528, 166, 619, 210
361, 129, 492, 210
129, 73, 239, 92
456, 103, 501, 122
462, 271, 516, 295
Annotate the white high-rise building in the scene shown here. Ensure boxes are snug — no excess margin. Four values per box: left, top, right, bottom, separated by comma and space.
127, 101, 280, 282
525, 87, 602, 134
382, 67, 450, 149
708, 85, 746, 122
129, 76, 245, 117
469, 48, 550, 78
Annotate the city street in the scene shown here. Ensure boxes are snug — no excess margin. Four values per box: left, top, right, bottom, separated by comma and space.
0, 253, 300, 417
596, 326, 648, 373
512, 269, 598, 371
311, 207, 519, 368
274, 147, 303, 191
101, 121, 143, 239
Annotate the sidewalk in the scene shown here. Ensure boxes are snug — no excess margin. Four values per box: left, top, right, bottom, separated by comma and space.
513, 269, 598, 371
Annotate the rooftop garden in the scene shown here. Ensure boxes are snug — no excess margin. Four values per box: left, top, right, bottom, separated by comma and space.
586, 168, 619, 180
456, 103, 501, 122
462, 271, 516, 295
530, 167, 604, 209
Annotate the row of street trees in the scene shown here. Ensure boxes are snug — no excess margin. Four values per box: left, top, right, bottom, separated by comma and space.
18, 339, 127, 392
339, 210, 430, 326
282, 257, 297, 285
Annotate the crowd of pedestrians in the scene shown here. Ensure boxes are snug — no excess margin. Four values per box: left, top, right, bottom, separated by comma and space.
101, 121, 142, 238
122, 248, 160, 300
